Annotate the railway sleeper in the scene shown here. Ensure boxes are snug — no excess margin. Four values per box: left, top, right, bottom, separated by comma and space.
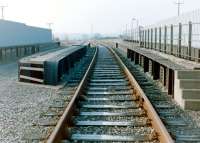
113, 48, 200, 143
87, 86, 132, 91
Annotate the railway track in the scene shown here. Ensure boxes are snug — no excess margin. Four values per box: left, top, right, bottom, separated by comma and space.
22, 47, 96, 142
47, 46, 173, 143
112, 47, 200, 143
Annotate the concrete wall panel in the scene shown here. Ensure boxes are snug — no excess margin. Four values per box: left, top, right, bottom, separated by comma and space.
0, 20, 52, 48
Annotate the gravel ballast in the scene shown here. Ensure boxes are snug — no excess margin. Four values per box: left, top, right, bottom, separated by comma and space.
0, 47, 96, 142
0, 62, 58, 143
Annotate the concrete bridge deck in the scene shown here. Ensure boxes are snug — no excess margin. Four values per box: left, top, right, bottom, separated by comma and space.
19, 45, 87, 85
99, 39, 200, 110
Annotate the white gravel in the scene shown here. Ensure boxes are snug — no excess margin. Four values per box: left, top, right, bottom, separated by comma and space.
0, 62, 58, 143
0, 47, 95, 143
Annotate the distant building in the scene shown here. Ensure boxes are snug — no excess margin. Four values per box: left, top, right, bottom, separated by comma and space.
0, 20, 52, 47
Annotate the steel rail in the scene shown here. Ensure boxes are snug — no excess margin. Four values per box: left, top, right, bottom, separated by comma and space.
46, 47, 98, 143
47, 45, 173, 143
109, 47, 174, 143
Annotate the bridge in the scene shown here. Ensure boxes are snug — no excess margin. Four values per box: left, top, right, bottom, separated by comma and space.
1, 5, 200, 143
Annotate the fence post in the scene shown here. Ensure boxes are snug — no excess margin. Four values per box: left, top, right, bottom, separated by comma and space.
146, 30, 148, 48
145, 30, 147, 48
148, 29, 150, 49
178, 23, 182, 57
164, 25, 167, 53
37, 46, 40, 52
135, 29, 137, 43
5, 49, 7, 59
151, 28, 153, 49
170, 24, 173, 55
159, 27, 162, 52
139, 27, 143, 47
143, 30, 146, 48
16, 48, 18, 57
188, 21, 192, 60
19, 47, 21, 57
31, 46, 34, 54
198, 50, 200, 63
142, 29, 144, 47
155, 27, 157, 50
10, 48, 12, 57
24, 47, 26, 55
0, 48, 2, 60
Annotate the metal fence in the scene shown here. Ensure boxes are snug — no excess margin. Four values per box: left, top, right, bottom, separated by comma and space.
123, 10, 200, 63
123, 22, 200, 63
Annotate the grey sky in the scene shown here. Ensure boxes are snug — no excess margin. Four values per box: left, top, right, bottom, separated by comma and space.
1, 0, 200, 37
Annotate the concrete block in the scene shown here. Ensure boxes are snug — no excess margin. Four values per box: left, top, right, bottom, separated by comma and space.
149, 60, 152, 75
181, 89, 200, 99
183, 99, 200, 110
177, 70, 200, 79
174, 75, 183, 107
179, 79, 200, 89
160, 66, 164, 84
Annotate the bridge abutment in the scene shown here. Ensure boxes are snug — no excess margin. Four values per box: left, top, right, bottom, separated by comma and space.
106, 40, 200, 110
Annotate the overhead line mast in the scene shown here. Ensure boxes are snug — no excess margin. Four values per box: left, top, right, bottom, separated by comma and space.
175, 0, 184, 16
0, 5, 7, 20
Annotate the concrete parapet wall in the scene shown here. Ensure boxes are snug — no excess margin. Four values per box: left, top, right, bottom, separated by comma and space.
174, 70, 200, 110
182, 89, 200, 99
179, 79, 200, 89
149, 60, 153, 75
177, 70, 200, 79
160, 66, 166, 86
103, 39, 200, 110
0, 42, 59, 63
19, 45, 88, 85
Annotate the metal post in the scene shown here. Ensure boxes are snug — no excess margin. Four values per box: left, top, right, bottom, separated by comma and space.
188, 21, 192, 60
139, 27, 142, 47
16, 47, 18, 57
35, 47, 37, 53
4, 48, 6, 58
19, 47, 21, 57
164, 25, 167, 53
139, 29, 142, 47
131, 19, 134, 42
178, 23, 182, 57
125, 24, 128, 40
24, 47, 27, 55
155, 28, 157, 50
10, 48, 12, 57
198, 50, 200, 63
151, 28, 153, 49
148, 29, 150, 49
0, 48, 2, 60
144, 30, 147, 48
31, 46, 34, 54
170, 24, 173, 55
143, 30, 145, 47
159, 27, 162, 52
146, 30, 148, 48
